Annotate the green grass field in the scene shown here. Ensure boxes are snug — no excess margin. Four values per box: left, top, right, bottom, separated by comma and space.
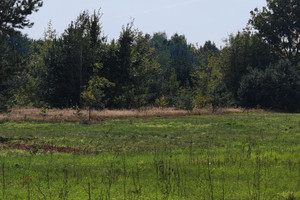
0, 112, 300, 199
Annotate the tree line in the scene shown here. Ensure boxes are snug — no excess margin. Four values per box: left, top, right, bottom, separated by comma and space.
1, 0, 300, 112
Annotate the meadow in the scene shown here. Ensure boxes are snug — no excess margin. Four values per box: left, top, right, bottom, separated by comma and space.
0, 111, 299, 199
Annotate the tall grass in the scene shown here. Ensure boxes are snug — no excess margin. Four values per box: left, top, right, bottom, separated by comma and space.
0, 112, 299, 199
0, 107, 247, 123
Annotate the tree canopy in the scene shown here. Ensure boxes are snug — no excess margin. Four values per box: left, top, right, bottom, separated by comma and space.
249, 0, 300, 65
1, 0, 300, 112
0, 0, 43, 34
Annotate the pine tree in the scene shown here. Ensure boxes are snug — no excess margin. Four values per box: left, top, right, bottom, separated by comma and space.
0, 0, 43, 34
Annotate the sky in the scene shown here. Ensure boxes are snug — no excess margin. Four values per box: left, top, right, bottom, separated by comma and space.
22, 0, 267, 48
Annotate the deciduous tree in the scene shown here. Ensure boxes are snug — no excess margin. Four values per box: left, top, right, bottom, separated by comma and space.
249, 0, 300, 65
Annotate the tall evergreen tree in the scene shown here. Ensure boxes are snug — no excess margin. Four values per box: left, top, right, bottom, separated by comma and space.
168, 34, 198, 87
108, 23, 160, 108
149, 33, 176, 105
0, 32, 32, 110
0, 0, 43, 34
220, 31, 275, 100
44, 10, 104, 107
0, 0, 43, 111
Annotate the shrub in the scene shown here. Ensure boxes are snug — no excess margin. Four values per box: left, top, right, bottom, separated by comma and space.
238, 60, 300, 112
175, 87, 194, 110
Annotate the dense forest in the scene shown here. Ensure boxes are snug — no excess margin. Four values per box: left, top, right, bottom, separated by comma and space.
1, 0, 300, 112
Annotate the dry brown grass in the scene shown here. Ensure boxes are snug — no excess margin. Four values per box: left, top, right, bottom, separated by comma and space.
0, 107, 257, 123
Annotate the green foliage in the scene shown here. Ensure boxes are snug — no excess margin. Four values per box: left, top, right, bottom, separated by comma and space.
0, 94, 8, 112
150, 32, 171, 74
103, 22, 161, 109
155, 96, 169, 108
0, 0, 42, 111
39, 106, 48, 117
44, 10, 105, 108
81, 63, 114, 109
150, 33, 200, 108
2, 2, 300, 112
193, 93, 208, 109
0, 32, 32, 111
238, 59, 300, 111
249, 0, 300, 65
197, 40, 219, 66
192, 54, 218, 106
220, 32, 276, 100
175, 86, 194, 110
168, 34, 199, 86
8, 45, 49, 108
192, 44, 232, 110
165, 71, 181, 106
0, 0, 43, 34
207, 76, 233, 111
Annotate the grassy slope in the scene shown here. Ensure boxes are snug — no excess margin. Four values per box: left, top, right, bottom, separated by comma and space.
0, 112, 299, 199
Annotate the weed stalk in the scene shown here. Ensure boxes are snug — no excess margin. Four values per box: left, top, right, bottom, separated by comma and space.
2, 159, 5, 200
